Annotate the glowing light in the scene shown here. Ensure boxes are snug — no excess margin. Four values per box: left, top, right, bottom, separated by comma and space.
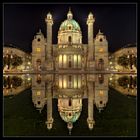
78, 55, 81, 68
74, 75, 77, 88
28, 62, 31, 65
110, 77, 112, 81
63, 55, 67, 63
36, 47, 41, 52
99, 90, 104, 96
63, 76, 67, 88
63, 80, 67, 88
99, 48, 103, 52
59, 55, 62, 67
63, 55, 67, 68
109, 62, 112, 64
28, 77, 31, 81
59, 76, 62, 88
74, 55, 77, 68
37, 91, 41, 96
78, 76, 81, 88
26, 66, 29, 69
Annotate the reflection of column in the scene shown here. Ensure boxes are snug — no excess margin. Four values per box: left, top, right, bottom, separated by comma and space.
87, 82, 95, 130
72, 55, 74, 68
45, 83, 53, 129
82, 55, 85, 70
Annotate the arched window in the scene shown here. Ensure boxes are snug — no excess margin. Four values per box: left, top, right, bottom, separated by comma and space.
98, 74, 104, 84
100, 101, 103, 104
36, 59, 41, 70
99, 38, 103, 42
37, 101, 41, 105
69, 26, 72, 30
98, 58, 104, 70
37, 38, 40, 42
68, 36, 72, 43
69, 61, 71, 68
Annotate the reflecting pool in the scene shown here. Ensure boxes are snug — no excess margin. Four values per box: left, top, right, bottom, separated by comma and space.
3, 73, 137, 136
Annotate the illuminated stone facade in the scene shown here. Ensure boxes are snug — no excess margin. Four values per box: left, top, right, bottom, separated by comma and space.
109, 44, 137, 72
32, 9, 109, 71
3, 8, 137, 135
31, 74, 108, 133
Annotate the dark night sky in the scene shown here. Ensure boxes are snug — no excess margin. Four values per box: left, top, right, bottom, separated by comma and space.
4, 3, 137, 52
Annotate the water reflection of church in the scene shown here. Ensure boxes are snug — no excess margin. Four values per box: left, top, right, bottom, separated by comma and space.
31, 9, 109, 134
32, 74, 108, 134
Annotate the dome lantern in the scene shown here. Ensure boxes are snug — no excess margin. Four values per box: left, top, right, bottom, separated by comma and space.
67, 7, 73, 20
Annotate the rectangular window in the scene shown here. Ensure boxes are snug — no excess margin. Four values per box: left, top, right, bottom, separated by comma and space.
59, 55, 62, 68
74, 55, 77, 68
36, 47, 41, 52
63, 75, 67, 88
69, 98, 72, 106
63, 55, 67, 68
74, 75, 77, 89
78, 55, 81, 68
78, 75, 81, 88
59, 75, 62, 88
36, 91, 41, 96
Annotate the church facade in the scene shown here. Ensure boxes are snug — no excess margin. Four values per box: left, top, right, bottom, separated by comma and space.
31, 9, 109, 134
32, 9, 108, 72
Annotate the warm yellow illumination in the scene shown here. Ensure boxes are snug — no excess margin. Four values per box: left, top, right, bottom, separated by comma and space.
63, 80, 67, 88
28, 62, 31, 65
26, 66, 29, 69
59, 76, 62, 88
78, 75, 81, 88
74, 75, 77, 88
63, 55, 67, 68
99, 48, 103, 52
109, 62, 112, 64
37, 91, 41, 96
109, 77, 112, 81
74, 55, 77, 68
28, 77, 31, 81
59, 55, 62, 68
36, 47, 41, 52
99, 90, 104, 96
63, 76, 67, 88
78, 55, 81, 68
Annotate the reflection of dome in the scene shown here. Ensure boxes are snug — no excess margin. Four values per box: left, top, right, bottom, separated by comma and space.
59, 19, 81, 31
59, 110, 81, 123
58, 97, 82, 123
58, 96, 82, 134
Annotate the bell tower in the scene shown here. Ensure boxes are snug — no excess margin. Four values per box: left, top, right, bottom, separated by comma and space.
87, 81, 95, 130
94, 30, 108, 71
45, 12, 54, 70
87, 12, 95, 70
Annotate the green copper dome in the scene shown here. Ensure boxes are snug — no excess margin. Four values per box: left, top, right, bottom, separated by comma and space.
59, 19, 81, 31
60, 111, 81, 123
